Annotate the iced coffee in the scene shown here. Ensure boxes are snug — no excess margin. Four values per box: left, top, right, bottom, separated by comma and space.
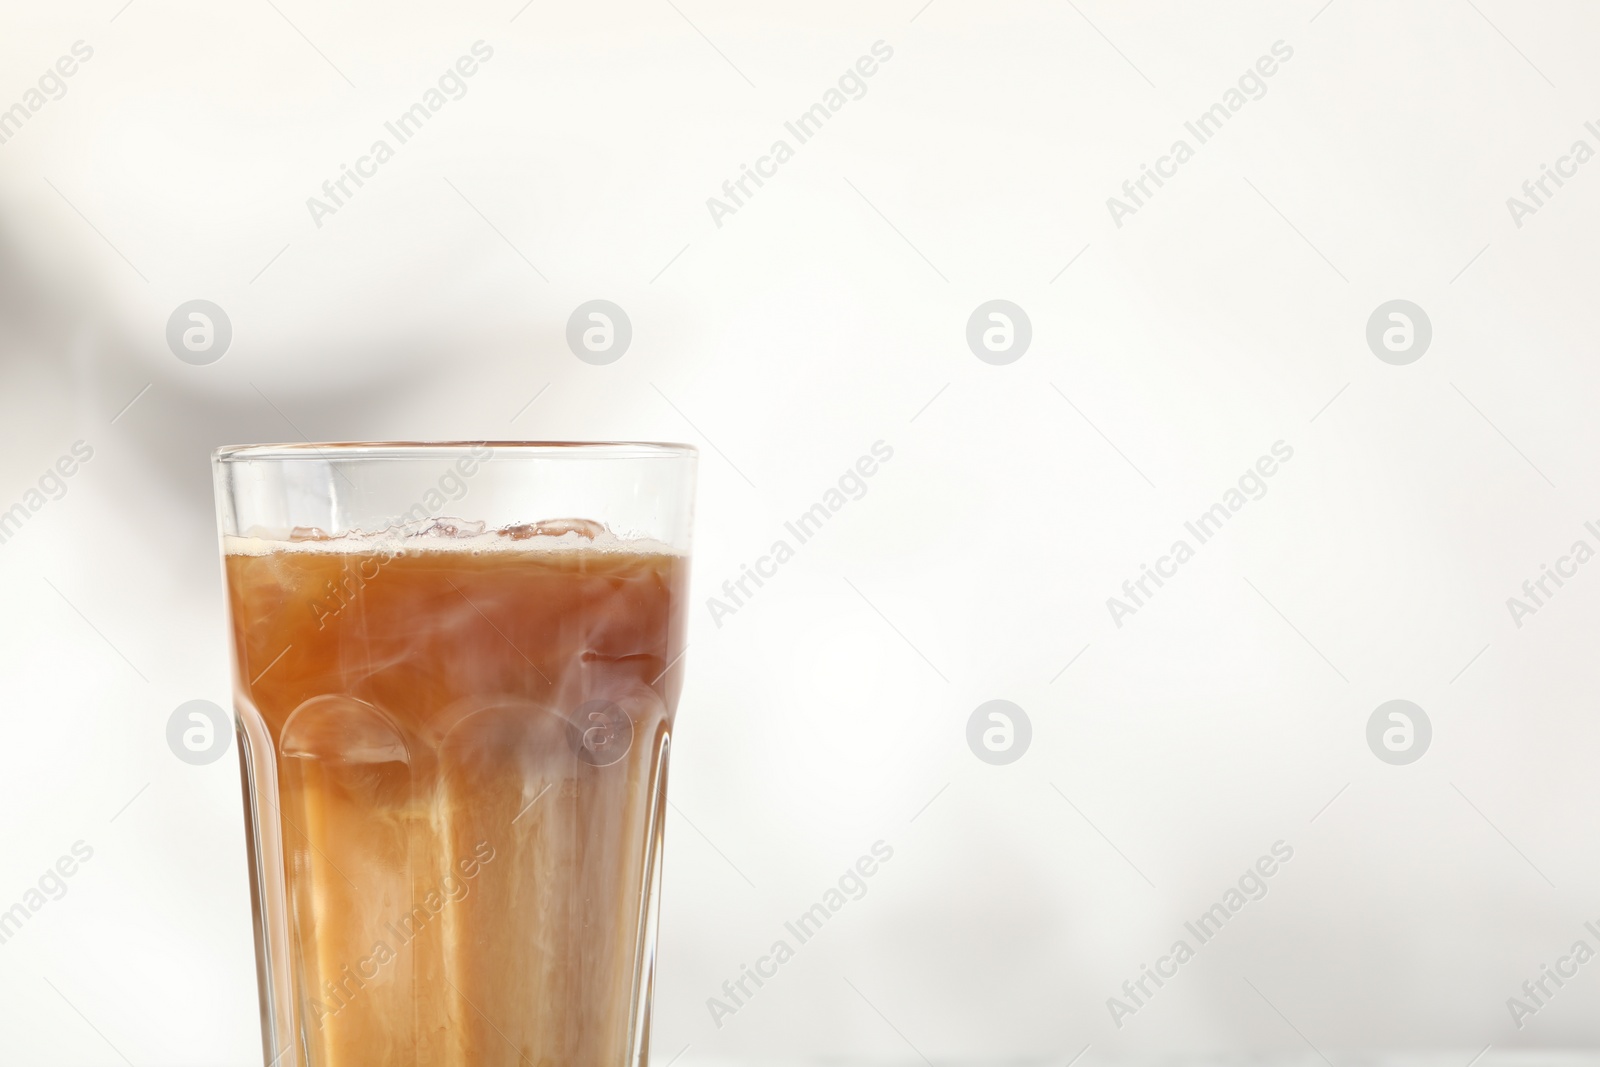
225, 517, 689, 1067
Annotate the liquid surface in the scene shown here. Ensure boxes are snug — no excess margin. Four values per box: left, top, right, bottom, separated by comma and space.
226, 525, 688, 1067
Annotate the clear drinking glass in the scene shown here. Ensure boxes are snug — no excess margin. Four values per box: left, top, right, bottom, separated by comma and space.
212, 442, 696, 1067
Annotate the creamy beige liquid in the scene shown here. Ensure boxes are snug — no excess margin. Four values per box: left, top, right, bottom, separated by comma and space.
225, 527, 688, 1067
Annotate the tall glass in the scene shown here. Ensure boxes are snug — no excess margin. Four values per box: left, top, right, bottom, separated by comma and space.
212, 442, 696, 1067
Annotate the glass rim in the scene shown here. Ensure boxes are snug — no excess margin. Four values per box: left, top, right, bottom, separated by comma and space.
213, 441, 698, 463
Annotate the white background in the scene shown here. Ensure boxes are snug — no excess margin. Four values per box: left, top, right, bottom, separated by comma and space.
2, 0, 1600, 1063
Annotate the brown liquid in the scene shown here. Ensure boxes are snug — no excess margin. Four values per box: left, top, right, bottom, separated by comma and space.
225, 536, 688, 1067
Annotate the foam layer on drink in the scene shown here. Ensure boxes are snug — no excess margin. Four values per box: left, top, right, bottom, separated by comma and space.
224, 517, 683, 557
226, 519, 688, 1067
